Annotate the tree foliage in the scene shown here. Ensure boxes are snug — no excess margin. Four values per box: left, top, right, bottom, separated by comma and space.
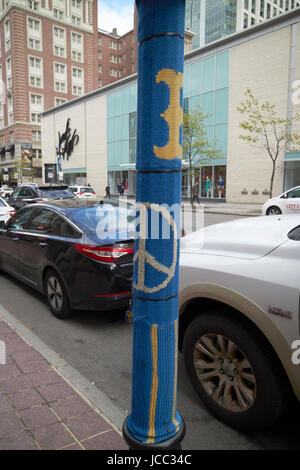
237, 88, 300, 197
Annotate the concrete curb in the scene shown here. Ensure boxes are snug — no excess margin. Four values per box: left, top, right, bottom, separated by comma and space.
0, 304, 127, 432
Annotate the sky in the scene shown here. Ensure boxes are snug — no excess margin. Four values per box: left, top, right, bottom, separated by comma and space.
98, 0, 135, 35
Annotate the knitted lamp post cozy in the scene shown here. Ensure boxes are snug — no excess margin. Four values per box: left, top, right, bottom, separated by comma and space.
122, 0, 186, 450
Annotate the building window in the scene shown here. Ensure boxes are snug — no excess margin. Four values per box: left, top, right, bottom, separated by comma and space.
32, 130, 41, 141
55, 97, 66, 106
5, 19, 10, 51
8, 112, 14, 125
30, 75, 42, 87
98, 51, 102, 59
98, 79, 102, 87
72, 85, 82, 96
71, 32, 82, 45
28, 37, 41, 50
98, 37, 102, 45
109, 40, 117, 49
9, 131, 14, 142
110, 54, 118, 63
28, 18, 40, 31
54, 45, 65, 57
31, 112, 41, 123
28, 0, 39, 10
31, 93, 42, 105
98, 65, 102, 73
54, 9, 64, 20
54, 63, 66, 75
55, 81, 66, 93
32, 149, 42, 159
109, 69, 118, 77
72, 50, 83, 62
72, 15, 81, 25
72, 67, 83, 79
72, 0, 81, 7
29, 56, 41, 70
54, 26, 65, 39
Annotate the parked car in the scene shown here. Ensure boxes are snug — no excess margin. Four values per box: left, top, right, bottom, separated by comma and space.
7, 184, 75, 210
68, 185, 96, 199
0, 199, 135, 319
179, 215, 300, 431
262, 185, 300, 215
0, 197, 15, 223
0, 187, 13, 198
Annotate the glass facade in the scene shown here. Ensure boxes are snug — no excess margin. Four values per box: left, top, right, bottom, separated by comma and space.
107, 84, 137, 195
106, 50, 230, 199
185, 0, 237, 50
183, 50, 229, 198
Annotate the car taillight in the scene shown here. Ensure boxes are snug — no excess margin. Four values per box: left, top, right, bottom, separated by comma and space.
75, 244, 134, 263
35, 198, 48, 203
92, 192, 96, 195
78, 192, 85, 195
9, 210, 15, 216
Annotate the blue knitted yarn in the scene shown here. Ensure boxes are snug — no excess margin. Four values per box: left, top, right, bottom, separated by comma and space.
127, 0, 185, 444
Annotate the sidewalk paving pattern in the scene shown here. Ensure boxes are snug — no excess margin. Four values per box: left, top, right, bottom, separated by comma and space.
0, 318, 127, 450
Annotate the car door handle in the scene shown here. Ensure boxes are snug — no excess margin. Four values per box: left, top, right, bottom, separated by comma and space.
39, 242, 48, 247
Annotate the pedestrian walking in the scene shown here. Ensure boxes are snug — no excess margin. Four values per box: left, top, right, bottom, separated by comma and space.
191, 182, 200, 204
105, 184, 111, 198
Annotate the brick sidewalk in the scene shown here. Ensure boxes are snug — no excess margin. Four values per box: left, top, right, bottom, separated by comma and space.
0, 318, 127, 450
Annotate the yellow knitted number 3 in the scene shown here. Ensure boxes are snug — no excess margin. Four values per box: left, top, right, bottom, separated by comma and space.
153, 69, 184, 161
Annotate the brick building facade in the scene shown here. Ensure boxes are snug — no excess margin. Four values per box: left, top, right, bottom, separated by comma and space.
0, 0, 98, 186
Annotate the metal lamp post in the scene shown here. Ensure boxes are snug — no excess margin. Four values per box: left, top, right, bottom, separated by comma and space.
122, 0, 186, 450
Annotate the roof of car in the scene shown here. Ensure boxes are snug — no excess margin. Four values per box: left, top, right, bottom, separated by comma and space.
33, 198, 121, 212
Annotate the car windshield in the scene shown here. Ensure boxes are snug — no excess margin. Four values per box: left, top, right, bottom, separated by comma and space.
80, 187, 94, 193
38, 189, 75, 199
66, 203, 135, 238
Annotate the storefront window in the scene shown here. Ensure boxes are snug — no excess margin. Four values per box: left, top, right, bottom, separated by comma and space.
284, 160, 300, 191
201, 166, 213, 197
214, 165, 226, 198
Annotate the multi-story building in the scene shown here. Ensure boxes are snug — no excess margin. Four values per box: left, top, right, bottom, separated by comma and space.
186, 0, 300, 50
0, 0, 98, 186
97, 26, 137, 88
97, 7, 193, 89
41, 8, 300, 202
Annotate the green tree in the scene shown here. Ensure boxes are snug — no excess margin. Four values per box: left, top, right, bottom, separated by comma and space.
183, 105, 222, 204
14, 156, 34, 183
237, 88, 300, 198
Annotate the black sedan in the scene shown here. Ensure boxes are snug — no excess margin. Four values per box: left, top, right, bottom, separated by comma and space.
0, 199, 135, 319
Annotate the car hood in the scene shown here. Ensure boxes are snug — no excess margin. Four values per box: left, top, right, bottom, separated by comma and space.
180, 215, 300, 259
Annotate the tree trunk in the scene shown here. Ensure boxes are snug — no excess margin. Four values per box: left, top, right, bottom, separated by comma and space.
189, 166, 193, 206
270, 159, 276, 199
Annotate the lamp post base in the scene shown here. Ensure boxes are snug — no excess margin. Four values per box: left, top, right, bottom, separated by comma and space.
122, 416, 186, 450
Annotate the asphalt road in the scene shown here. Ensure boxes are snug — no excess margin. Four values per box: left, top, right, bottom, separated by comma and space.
0, 212, 299, 450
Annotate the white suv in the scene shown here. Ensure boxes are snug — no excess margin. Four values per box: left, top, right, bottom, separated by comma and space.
68, 185, 96, 199
179, 215, 300, 431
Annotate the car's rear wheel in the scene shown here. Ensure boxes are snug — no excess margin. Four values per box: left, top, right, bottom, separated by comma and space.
266, 206, 282, 215
183, 311, 288, 431
44, 269, 73, 319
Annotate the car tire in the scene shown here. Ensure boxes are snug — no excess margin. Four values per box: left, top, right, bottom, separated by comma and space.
183, 311, 289, 431
266, 206, 282, 215
44, 269, 73, 319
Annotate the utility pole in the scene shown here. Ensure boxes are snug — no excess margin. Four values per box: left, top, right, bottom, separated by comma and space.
122, 0, 186, 450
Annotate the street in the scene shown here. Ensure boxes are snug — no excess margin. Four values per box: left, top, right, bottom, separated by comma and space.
0, 212, 299, 450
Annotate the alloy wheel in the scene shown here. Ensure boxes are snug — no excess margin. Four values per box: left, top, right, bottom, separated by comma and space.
47, 276, 63, 313
193, 333, 257, 413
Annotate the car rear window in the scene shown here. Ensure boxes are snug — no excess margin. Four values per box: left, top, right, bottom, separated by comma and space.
66, 203, 135, 235
38, 189, 75, 199
288, 225, 300, 241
